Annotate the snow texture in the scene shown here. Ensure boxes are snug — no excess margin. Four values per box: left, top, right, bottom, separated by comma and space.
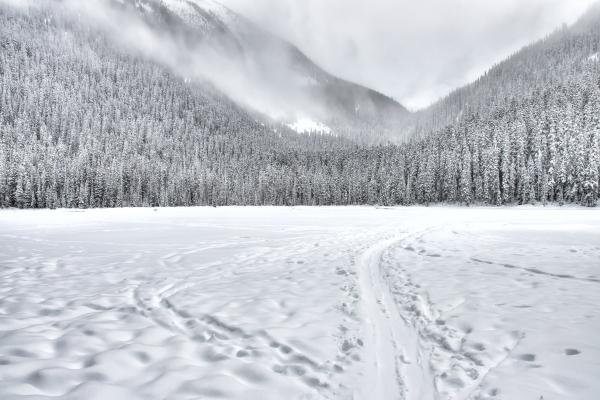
287, 118, 332, 135
162, 0, 229, 20
0, 207, 599, 400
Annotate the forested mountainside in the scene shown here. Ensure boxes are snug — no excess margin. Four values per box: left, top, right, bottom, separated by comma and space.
403, 3, 600, 138
121, 0, 409, 142
0, 1, 599, 208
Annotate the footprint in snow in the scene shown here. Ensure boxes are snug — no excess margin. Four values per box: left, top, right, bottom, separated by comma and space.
518, 353, 536, 362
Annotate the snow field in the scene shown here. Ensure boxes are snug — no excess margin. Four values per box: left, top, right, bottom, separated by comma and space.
0, 206, 599, 400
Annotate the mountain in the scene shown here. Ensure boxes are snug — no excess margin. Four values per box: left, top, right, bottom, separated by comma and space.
401, 2, 600, 138
113, 0, 410, 141
0, 0, 598, 209
395, 2, 600, 205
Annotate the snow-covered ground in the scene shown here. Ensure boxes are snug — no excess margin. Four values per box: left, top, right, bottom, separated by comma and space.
0, 207, 599, 400
286, 118, 333, 135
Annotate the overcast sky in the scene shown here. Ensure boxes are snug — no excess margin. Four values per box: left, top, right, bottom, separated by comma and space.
222, 0, 596, 110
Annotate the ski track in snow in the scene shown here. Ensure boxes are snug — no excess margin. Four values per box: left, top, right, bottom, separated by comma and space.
356, 228, 438, 400
0, 207, 599, 400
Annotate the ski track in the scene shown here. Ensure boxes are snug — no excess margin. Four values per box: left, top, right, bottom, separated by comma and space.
356, 229, 437, 400
365, 229, 520, 400
0, 207, 599, 400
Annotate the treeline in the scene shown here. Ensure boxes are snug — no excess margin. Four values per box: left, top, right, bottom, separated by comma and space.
0, 4, 598, 208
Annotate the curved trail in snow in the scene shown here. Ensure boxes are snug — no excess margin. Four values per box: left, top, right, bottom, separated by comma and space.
356, 231, 437, 400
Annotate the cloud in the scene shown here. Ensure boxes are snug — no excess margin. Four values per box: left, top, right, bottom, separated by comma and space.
3, 0, 593, 117
4, 0, 314, 121
222, 0, 596, 110
0, 0, 37, 9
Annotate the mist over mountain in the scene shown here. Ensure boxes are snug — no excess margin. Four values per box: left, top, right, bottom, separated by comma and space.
47, 0, 409, 142
2, 4, 600, 400
401, 1, 600, 138
223, 0, 597, 110
0, 0, 598, 208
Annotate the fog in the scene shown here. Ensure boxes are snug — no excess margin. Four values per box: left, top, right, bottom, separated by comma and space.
2, 0, 594, 119
1, 0, 325, 121
75, 0, 312, 121
223, 0, 596, 110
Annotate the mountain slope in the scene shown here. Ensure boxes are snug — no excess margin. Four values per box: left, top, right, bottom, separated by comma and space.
0, 0, 598, 209
402, 2, 600, 138
116, 0, 409, 141
397, 3, 600, 205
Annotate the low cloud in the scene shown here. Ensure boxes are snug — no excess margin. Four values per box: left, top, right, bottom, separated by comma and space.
61, 0, 304, 120
3, 0, 594, 114
1, 0, 323, 121
223, 0, 596, 110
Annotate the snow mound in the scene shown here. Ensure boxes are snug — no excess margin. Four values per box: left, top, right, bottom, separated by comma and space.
287, 118, 332, 135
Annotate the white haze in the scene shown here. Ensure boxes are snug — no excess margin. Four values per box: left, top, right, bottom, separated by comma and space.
0, 0, 34, 8
2, 0, 595, 116
223, 0, 597, 110
0, 0, 324, 121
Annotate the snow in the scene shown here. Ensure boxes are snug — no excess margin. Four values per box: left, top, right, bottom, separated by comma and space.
588, 53, 599, 62
287, 118, 332, 135
188, 0, 230, 16
293, 75, 319, 87
161, 0, 205, 25
0, 207, 599, 400
161, 0, 231, 25
138, 2, 154, 13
